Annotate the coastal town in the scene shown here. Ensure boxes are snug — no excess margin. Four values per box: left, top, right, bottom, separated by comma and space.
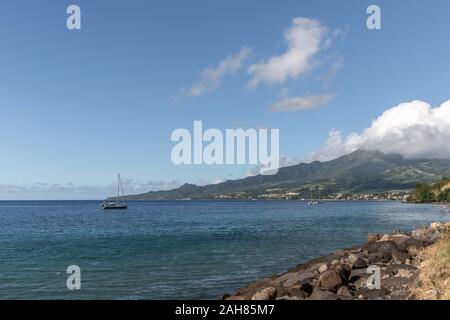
215, 191, 410, 201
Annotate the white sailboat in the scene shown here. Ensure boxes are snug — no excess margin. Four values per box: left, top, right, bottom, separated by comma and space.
317, 188, 323, 204
308, 189, 318, 205
102, 174, 128, 210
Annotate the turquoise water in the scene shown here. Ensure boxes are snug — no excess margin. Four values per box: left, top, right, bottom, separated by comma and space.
0, 200, 448, 299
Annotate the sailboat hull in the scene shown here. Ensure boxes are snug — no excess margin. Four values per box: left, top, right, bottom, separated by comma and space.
102, 205, 127, 210
101, 202, 128, 210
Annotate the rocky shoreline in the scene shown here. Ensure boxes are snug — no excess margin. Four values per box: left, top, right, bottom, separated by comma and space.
224, 221, 450, 300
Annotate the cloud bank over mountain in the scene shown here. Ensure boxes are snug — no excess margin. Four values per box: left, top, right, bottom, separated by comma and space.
308, 100, 450, 161
250, 99, 450, 176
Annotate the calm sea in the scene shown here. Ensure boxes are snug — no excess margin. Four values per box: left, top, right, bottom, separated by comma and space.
0, 200, 448, 299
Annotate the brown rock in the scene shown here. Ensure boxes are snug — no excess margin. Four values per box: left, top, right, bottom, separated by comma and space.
318, 264, 328, 274
309, 289, 338, 300
282, 285, 310, 298
354, 287, 391, 299
354, 276, 370, 290
425, 289, 438, 298
390, 235, 412, 249
276, 295, 303, 300
307, 263, 323, 272
333, 249, 346, 257
282, 270, 315, 287
225, 295, 247, 300
352, 257, 368, 269
330, 259, 340, 265
251, 287, 277, 300
402, 239, 423, 252
336, 286, 353, 297
411, 228, 428, 240
318, 271, 345, 292
368, 252, 385, 263
347, 253, 359, 265
395, 269, 413, 278
368, 233, 381, 243
429, 222, 443, 229
275, 272, 297, 285
298, 282, 314, 295
233, 277, 274, 298
362, 249, 369, 258
427, 231, 442, 244
388, 290, 410, 300
368, 240, 398, 261
335, 264, 352, 281
350, 268, 367, 279
392, 250, 411, 264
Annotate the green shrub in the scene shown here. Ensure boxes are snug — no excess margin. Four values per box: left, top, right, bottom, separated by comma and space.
408, 178, 450, 203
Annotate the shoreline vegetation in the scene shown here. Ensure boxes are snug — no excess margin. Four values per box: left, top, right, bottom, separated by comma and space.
407, 177, 450, 203
224, 220, 450, 300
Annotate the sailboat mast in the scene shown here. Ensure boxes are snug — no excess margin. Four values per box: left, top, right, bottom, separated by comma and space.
117, 174, 120, 204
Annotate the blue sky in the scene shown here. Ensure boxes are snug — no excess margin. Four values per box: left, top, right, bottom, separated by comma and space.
1, 0, 450, 199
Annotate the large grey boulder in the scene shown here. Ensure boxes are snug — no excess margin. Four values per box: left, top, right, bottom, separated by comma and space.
282, 270, 315, 288
368, 240, 398, 261
391, 235, 422, 252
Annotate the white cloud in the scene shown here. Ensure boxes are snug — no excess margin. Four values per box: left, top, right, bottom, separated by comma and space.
316, 56, 344, 87
182, 47, 253, 97
304, 129, 355, 162
270, 93, 334, 112
248, 18, 329, 88
212, 178, 225, 184
121, 179, 181, 193
0, 179, 181, 200
179, 17, 344, 102
308, 100, 450, 161
246, 156, 301, 176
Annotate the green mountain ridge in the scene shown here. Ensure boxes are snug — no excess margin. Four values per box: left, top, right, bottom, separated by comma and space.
120, 150, 450, 200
